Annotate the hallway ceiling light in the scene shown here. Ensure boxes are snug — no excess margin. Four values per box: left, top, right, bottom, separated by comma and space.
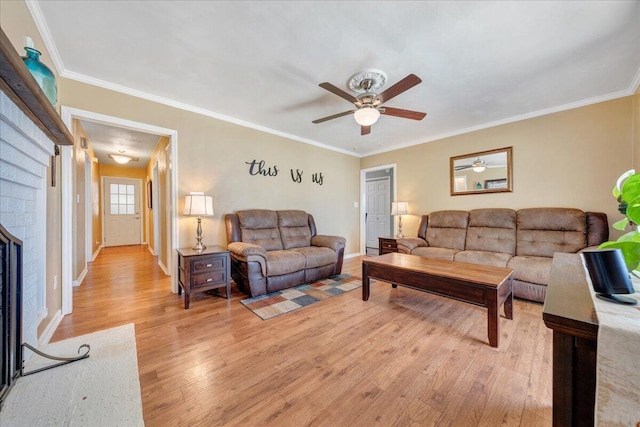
108, 151, 139, 165
109, 154, 131, 164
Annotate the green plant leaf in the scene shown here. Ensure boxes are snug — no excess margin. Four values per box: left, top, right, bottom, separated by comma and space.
613, 218, 629, 231
598, 241, 640, 272
617, 231, 640, 242
625, 195, 640, 224
614, 169, 636, 199
620, 174, 640, 203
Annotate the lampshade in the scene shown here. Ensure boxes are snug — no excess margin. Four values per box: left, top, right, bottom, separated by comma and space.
184, 192, 214, 217
391, 201, 409, 216
354, 107, 380, 126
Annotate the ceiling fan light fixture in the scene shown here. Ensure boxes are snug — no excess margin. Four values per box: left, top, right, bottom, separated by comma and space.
354, 107, 380, 126
472, 165, 486, 173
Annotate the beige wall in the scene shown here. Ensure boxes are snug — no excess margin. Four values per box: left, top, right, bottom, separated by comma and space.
361, 97, 634, 239
89, 148, 101, 255
58, 79, 361, 255
145, 137, 170, 267
71, 120, 87, 280
39, 151, 61, 337
633, 86, 640, 171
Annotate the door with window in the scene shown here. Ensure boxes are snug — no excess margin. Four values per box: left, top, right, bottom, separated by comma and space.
104, 177, 142, 247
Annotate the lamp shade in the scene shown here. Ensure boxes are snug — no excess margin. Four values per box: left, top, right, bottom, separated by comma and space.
184, 192, 213, 217
391, 201, 409, 216
354, 107, 380, 126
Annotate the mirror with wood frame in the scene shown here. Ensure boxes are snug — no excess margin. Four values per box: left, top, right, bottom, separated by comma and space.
450, 147, 513, 195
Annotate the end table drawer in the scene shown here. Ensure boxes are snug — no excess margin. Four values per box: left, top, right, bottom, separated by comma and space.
381, 241, 397, 250
192, 270, 227, 288
193, 257, 225, 273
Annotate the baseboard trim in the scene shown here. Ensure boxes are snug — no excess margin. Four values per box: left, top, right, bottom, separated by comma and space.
91, 245, 102, 261
38, 309, 63, 346
344, 252, 363, 259
158, 260, 169, 275
147, 245, 156, 256
73, 267, 88, 287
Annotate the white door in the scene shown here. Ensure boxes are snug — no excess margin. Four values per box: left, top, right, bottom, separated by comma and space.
104, 177, 142, 247
366, 177, 390, 249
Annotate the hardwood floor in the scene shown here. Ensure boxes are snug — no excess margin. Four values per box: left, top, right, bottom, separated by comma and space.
52, 245, 552, 426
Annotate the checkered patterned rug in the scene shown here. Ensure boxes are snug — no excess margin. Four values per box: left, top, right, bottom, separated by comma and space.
240, 274, 361, 320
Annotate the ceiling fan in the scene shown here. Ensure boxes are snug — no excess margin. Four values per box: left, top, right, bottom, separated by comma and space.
312, 70, 427, 135
455, 158, 488, 172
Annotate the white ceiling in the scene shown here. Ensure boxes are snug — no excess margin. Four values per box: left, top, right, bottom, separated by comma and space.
79, 120, 160, 167
32, 1, 640, 158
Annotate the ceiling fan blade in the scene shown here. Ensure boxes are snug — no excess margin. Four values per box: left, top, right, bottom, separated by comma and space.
454, 165, 473, 171
377, 74, 422, 104
312, 110, 356, 124
319, 82, 358, 104
361, 125, 371, 136
381, 107, 427, 121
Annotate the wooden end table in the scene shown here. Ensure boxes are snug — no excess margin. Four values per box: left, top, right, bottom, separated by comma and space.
362, 253, 513, 347
177, 246, 230, 309
378, 236, 399, 254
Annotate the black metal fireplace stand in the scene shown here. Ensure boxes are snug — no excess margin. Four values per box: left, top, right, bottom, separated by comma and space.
20, 342, 90, 376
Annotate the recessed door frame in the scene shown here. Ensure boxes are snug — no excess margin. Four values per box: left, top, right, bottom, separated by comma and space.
60, 106, 179, 315
360, 163, 397, 255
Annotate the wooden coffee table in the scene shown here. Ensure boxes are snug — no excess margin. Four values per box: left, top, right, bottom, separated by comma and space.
362, 253, 513, 347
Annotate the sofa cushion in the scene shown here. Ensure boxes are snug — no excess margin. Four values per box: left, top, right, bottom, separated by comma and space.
454, 250, 512, 268
412, 246, 458, 261
507, 255, 553, 285
516, 208, 586, 257
238, 210, 283, 251
278, 210, 312, 249
266, 250, 306, 276
465, 209, 516, 255
426, 210, 469, 250
291, 246, 337, 268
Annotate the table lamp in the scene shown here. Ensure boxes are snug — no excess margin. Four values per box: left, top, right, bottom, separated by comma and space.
184, 192, 213, 252
391, 201, 409, 237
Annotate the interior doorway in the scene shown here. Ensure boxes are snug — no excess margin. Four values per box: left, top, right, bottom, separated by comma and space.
60, 106, 179, 315
360, 164, 396, 256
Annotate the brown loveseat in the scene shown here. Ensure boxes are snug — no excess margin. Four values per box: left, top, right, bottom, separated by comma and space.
397, 208, 608, 302
225, 209, 346, 297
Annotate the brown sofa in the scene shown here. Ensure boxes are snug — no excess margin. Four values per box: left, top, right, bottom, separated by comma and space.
397, 208, 608, 302
225, 209, 346, 297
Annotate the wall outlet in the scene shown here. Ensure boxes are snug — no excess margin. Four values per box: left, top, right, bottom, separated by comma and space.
354, 201, 359, 208
53, 275, 58, 290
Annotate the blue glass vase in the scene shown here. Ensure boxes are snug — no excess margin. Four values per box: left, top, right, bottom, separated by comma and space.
22, 47, 57, 107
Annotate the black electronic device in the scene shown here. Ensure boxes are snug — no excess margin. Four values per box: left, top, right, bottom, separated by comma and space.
581, 248, 638, 305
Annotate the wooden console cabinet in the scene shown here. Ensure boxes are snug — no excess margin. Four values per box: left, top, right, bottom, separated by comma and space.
177, 246, 230, 309
543, 253, 598, 427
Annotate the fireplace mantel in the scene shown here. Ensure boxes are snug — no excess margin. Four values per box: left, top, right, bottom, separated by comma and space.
0, 28, 73, 146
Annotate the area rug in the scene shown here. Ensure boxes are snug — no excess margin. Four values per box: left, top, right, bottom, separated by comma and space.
241, 274, 361, 320
0, 323, 143, 427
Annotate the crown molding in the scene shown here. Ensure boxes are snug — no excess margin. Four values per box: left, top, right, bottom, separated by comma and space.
361, 89, 634, 157
25, 1, 65, 76
27, 0, 639, 160
61, 70, 360, 157
629, 64, 640, 94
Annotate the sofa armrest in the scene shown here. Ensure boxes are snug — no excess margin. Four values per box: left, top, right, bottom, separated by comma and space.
228, 242, 267, 258
228, 242, 268, 277
311, 235, 346, 253
397, 237, 428, 254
